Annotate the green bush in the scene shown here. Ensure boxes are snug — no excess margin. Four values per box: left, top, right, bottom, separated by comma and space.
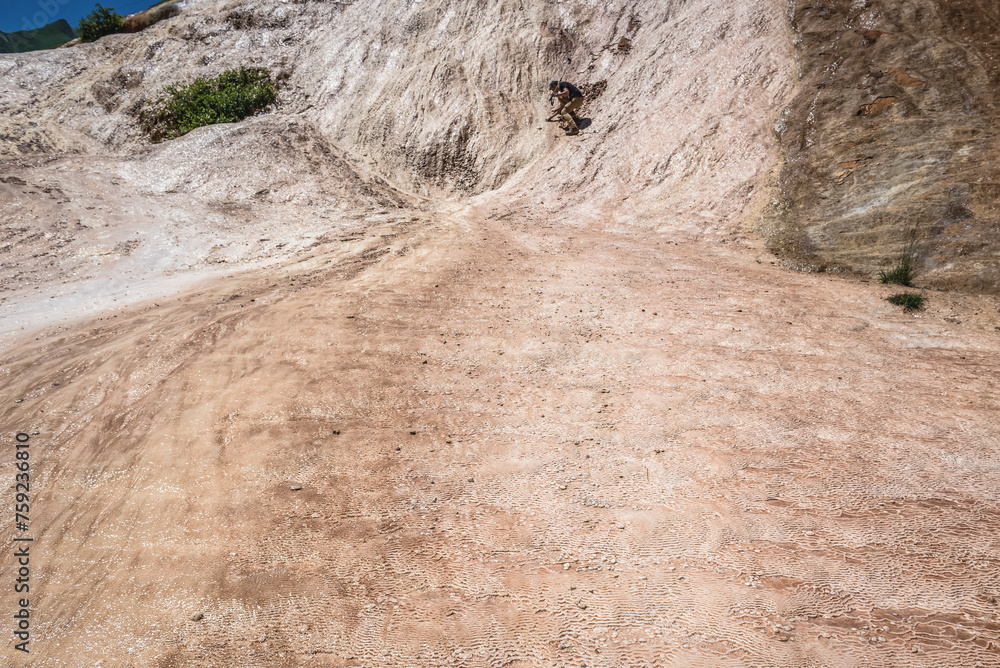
887, 292, 925, 311
77, 4, 126, 42
878, 231, 919, 286
139, 67, 278, 141
879, 263, 916, 286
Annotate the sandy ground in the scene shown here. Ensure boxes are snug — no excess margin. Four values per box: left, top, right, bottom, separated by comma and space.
2, 0, 1000, 665
0, 118, 407, 341
2, 192, 999, 666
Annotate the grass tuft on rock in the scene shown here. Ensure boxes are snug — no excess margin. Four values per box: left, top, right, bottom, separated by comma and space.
77, 4, 126, 42
879, 260, 917, 287
878, 232, 919, 286
139, 67, 277, 141
887, 292, 925, 311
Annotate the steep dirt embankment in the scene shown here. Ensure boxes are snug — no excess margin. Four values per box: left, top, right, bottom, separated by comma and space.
296, 0, 795, 222
2, 0, 996, 290
762, 0, 1000, 292
0, 0, 794, 335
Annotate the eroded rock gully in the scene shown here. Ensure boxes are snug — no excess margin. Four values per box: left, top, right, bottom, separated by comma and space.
1, 0, 999, 666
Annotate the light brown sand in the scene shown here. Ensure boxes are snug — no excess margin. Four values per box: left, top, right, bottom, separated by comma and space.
3, 195, 999, 666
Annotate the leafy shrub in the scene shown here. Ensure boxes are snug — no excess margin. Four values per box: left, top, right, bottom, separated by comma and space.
77, 4, 126, 42
878, 231, 919, 286
887, 292, 925, 311
139, 67, 277, 141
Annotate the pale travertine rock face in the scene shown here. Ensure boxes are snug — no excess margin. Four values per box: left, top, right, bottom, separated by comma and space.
1, 1, 999, 667
1, 0, 796, 331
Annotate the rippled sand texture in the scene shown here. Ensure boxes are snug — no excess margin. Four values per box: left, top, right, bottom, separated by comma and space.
1, 0, 999, 666
4, 200, 1000, 667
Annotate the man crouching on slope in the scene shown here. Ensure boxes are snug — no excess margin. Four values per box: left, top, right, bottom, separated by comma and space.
548, 80, 583, 136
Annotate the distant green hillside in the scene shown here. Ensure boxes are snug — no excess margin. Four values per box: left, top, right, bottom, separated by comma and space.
0, 19, 76, 54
